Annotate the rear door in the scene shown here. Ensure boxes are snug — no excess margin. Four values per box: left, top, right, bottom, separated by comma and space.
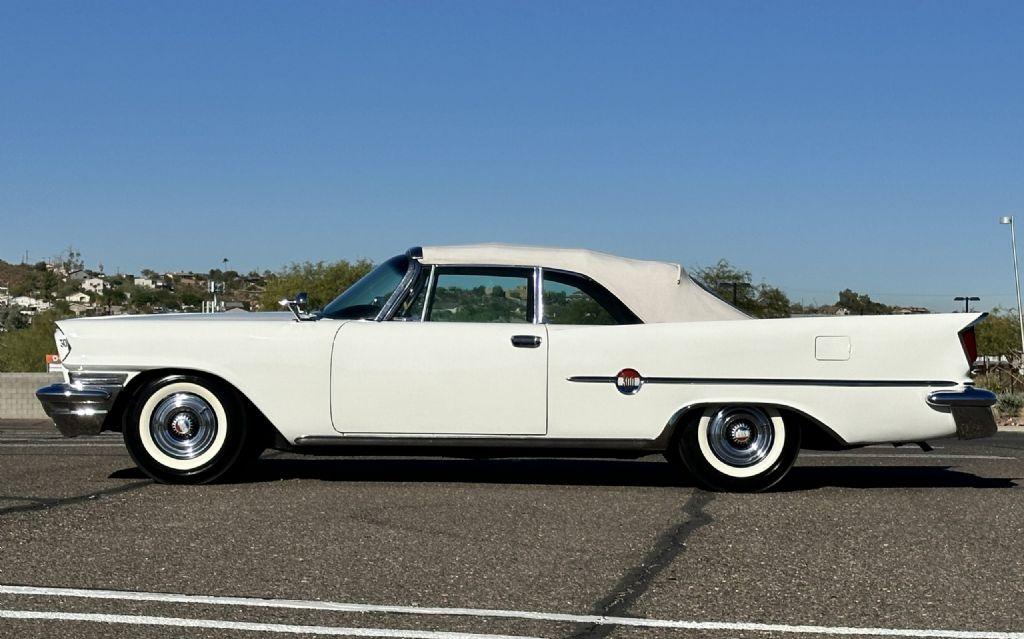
330, 266, 548, 436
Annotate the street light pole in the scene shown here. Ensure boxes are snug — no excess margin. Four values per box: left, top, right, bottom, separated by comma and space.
953, 296, 981, 313
999, 216, 1024, 367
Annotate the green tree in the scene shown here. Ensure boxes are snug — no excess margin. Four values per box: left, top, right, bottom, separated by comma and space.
692, 259, 791, 318
836, 289, 893, 315
38, 270, 59, 297
178, 288, 205, 309
976, 308, 1020, 357
755, 285, 792, 319
0, 305, 28, 333
99, 287, 127, 311
53, 246, 84, 275
260, 259, 374, 310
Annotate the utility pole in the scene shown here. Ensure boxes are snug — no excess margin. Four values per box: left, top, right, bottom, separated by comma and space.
953, 296, 980, 313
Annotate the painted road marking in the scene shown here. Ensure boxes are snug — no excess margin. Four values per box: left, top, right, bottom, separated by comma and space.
0, 434, 121, 439
0, 442, 123, 448
1, 585, 1021, 639
802, 453, 1015, 461
0, 609, 543, 639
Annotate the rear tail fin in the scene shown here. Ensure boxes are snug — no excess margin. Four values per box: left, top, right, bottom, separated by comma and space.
958, 313, 987, 368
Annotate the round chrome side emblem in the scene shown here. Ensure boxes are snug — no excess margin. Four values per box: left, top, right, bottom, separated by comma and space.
615, 368, 643, 395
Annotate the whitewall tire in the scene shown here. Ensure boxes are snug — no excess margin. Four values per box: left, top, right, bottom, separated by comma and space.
673, 405, 800, 492
124, 375, 250, 484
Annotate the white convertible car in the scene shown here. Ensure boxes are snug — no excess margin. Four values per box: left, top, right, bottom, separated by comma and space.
37, 244, 997, 491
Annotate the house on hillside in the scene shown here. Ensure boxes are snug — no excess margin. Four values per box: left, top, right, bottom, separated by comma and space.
81, 277, 109, 294
133, 277, 155, 289
65, 292, 91, 303
11, 296, 52, 315
817, 306, 851, 316
893, 306, 930, 315
167, 272, 205, 288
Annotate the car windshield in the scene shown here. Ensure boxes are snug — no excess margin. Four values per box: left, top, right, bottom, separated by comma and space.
320, 254, 410, 319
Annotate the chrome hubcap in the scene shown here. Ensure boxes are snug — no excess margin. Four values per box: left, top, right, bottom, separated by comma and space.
150, 392, 218, 460
169, 413, 195, 437
728, 422, 753, 446
707, 406, 775, 467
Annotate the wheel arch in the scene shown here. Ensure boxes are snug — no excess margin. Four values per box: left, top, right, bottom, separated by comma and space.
105, 368, 282, 447
659, 401, 849, 451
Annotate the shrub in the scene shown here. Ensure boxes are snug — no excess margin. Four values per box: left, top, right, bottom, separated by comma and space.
0, 312, 59, 372
996, 393, 1024, 418
260, 259, 373, 310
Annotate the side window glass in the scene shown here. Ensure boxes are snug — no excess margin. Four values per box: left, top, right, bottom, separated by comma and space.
428, 269, 532, 323
542, 272, 636, 325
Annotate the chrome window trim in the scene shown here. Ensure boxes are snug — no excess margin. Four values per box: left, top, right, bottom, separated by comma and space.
420, 264, 437, 322
412, 263, 540, 324
534, 267, 543, 326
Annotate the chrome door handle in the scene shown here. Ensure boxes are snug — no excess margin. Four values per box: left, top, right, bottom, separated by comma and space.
511, 335, 542, 348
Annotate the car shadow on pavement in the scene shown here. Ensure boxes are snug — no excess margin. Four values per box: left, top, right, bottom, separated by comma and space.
777, 465, 1018, 491
109, 458, 1017, 491
238, 457, 692, 488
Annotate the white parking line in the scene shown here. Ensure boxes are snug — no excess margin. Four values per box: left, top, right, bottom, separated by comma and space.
0, 609, 543, 639
1, 585, 1020, 639
802, 453, 1016, 461
0, 443, 123, 448
0, 435, 122, 440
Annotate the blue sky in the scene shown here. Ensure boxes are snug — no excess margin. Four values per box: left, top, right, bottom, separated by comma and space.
1, 1, 1021, 311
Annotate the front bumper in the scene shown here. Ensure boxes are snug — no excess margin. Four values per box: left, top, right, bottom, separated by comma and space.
36, 382, 123, 437
927, 387, 998, 440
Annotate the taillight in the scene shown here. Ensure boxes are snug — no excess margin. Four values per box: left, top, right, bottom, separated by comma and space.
959, 326, 978, 366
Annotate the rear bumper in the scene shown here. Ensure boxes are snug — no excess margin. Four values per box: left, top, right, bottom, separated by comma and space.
36, 383, 122, 438
927, 387, 998, 440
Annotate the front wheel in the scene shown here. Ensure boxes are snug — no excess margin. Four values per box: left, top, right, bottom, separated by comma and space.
123, 375, 250, 484
672, 405, 800, 492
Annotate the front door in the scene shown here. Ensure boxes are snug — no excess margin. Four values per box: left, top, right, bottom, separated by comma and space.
330, 266, 548, 435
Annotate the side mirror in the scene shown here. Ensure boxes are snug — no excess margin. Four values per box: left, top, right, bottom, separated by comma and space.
278, 291, 314, 321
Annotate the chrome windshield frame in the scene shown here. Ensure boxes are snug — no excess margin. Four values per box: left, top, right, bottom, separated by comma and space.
374, 250, 424, 321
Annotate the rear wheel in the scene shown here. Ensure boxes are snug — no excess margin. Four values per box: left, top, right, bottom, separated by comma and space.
123, 375, 250, 484
672, 405, 800, 492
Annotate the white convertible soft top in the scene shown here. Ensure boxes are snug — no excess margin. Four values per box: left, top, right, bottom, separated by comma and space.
419, 243, 747, 323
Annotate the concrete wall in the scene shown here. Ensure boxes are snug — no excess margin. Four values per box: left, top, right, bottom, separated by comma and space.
0, 373, 62, 419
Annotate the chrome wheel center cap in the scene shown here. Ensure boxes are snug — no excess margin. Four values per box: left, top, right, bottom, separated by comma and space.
169, 413, 195, 438
728, 422, 754, 447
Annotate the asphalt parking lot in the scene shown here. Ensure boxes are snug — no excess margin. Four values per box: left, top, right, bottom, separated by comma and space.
0, 419, 1022, 639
